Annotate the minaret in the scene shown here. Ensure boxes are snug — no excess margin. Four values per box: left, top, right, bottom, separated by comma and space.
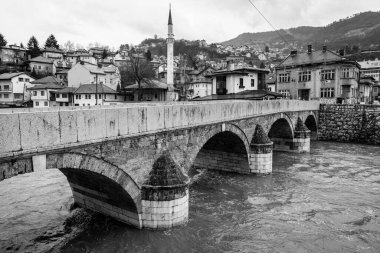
166, 4, 174, 86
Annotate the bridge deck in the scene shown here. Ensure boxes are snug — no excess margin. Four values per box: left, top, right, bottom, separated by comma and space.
0, 100, 319, 159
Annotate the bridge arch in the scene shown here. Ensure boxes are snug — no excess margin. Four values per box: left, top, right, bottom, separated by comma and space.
47, 153, 142, 227
268, 116, 294, 140
305, 114, 318, 140
191, 123, 250, 174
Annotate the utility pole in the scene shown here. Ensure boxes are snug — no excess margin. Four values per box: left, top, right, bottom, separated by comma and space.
95, 73, 98, 105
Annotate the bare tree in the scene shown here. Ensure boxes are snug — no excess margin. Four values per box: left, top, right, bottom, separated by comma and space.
63, 40, 75, 52
126, 54, 155, 101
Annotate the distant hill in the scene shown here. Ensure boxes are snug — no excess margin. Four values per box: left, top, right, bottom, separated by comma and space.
221, 11, 380, 50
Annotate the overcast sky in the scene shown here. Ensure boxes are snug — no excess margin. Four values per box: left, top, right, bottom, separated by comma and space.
2, 0, 380, 49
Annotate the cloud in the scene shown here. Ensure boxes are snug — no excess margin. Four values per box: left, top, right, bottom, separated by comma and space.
1, 0, 380, 48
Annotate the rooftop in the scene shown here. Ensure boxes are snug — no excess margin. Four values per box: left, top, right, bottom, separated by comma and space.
29, 56, 54, 64
276, 49, 359, 68
125, 79, 175, 91
31, 76, 62, 85
206, 67, 269, 77
0, 72, 29, 80
28, 83, 63, 90
193, 90, 284, 101
74, 84, 116, 94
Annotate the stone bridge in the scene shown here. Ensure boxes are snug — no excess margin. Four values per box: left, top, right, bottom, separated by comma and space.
0, 100, 319, 229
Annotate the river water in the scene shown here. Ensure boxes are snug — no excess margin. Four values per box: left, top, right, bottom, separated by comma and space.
0, 141, 379, 253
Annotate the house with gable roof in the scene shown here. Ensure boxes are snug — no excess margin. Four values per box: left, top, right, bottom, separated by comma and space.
29, 56, 56, 75
28, 76, 65, 107
0, 72, 35, 107
275, 45, 360, 103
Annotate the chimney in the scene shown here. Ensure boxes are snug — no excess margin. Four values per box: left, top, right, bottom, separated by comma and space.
227, 60, 235, 71
307, 45, 312, 54
339, 49, 345, 56
290, 50, 298, 57
322, 45, 327, 52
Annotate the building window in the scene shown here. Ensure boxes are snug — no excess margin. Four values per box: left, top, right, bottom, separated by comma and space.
342, 68, 350, 78
114, 94, 117, 99
298, 71, 311, 82
251, 79, 255, 87
33, 91, 37, 96
62, 94, 68, 98
279, 90, 290, 97
35, 101, 39, 106
38, 66, 41, 70
18, 77, 24, 81
4, 94, 9, 99
278, 73, 290, 83
321, 69, 335, 80
41, 91, 45, 96
320, 88, 335, 98
14, 94, 22, 99
0, 94, 2, 98
44, 101, 48, 106
25, 78, 29, 82
239, 78, 244, 88
4, 85, 9, 91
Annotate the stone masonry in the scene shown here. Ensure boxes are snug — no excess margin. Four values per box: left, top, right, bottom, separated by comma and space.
318, 104, 380, 145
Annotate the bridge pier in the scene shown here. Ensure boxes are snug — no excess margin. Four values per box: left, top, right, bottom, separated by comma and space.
293, 118, 311, 153
141, 151, 189, 229
271, 118, 311, 153
249, 125, 273, 174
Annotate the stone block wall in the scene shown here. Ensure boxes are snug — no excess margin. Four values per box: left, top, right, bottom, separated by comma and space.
318, 104, 380, 145
141, 192, 189, 229
249, 152, 272, 174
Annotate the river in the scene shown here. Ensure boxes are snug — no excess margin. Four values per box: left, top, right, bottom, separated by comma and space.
0, 141, 379, 253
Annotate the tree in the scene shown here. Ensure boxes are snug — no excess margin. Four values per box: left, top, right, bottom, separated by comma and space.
183, 45, 201, 70
63, 40, 75, 52
102, 49, 108, 59
265, 45, 270, 53
125, 55, 155, 101
145, 49, 152, 61
0, 33, 7, 47
44, 34, 59, 49
27, 36, 41, 58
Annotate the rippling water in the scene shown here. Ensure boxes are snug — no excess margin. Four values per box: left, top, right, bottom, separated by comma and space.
1, 141, 380, 253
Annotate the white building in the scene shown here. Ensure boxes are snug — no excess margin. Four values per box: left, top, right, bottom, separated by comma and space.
207, 62, 269, 95
68, 62, 120, 90
42, 47, 64, 60
0, 72, 35, 106
73, 84, 122, 106
358, 59, 380, 82
28, 76, 65, 107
